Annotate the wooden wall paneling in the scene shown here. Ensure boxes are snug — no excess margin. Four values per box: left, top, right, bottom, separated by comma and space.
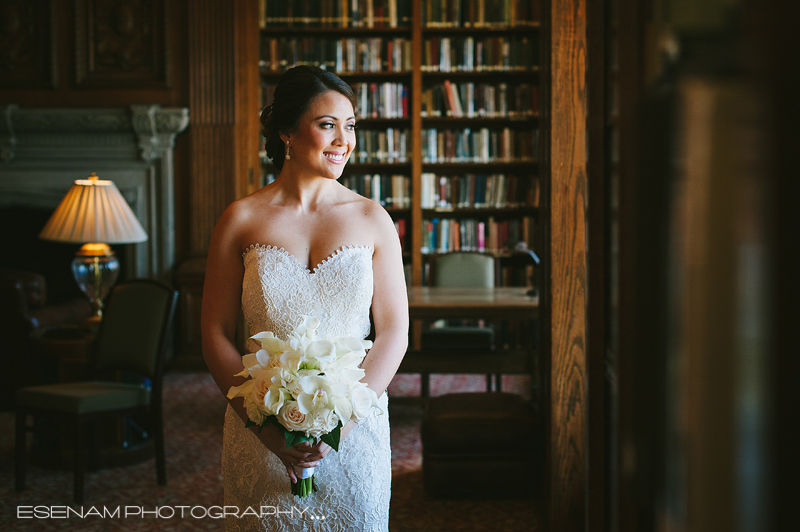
175, 0, 258, 366
235, 0, 260, 199
0, 0, 57, 89
0, 0, 187, 108
74, 0, 170, 89
549, 0, 588, 530
187, 0, 237, 255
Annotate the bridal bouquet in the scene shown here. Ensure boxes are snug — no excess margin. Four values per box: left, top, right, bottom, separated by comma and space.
227, 316, 382, 497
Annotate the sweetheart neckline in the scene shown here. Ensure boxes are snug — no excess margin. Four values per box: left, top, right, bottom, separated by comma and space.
242, 243, 374, 274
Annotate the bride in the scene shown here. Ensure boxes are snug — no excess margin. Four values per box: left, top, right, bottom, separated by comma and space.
201, 66, 409, 531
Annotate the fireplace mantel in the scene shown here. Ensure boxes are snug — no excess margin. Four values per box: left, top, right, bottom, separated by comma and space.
0, 105, 189, 282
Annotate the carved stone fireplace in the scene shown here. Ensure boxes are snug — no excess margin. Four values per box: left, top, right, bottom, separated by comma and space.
0, 105, 189, 286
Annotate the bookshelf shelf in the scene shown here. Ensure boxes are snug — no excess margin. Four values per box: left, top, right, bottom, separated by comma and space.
344, 163, 413, 171
421, 250, 525, 259
260, 27, 412, 36
423, 207, 538, 218
355, 118, 413, 127
256, 0, 545, 288
422, 116, 538, 126
422, 161, 538, 172
421, 69, 539, 79
421, 24, 541, 34
260, 71, 412, 81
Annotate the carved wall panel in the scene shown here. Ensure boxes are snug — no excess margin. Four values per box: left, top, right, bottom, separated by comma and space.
0, 0, 57, 89
75, 0, 169, 89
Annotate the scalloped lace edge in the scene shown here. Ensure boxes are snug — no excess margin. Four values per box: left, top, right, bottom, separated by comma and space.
242, 243, 374, 274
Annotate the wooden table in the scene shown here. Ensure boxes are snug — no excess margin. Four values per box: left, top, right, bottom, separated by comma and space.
400, 287, 539, 376
407, 287, 539, 320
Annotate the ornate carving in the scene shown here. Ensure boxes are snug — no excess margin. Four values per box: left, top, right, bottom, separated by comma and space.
11, 108, 132, 133
131, 104, 189, 162
0, 0, 57, 89
75, 0, 169, 89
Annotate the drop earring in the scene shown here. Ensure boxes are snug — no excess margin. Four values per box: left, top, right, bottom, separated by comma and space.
285, 142, 291, 160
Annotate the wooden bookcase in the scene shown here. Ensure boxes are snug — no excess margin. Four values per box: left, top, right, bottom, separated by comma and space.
256, 0, 545, 290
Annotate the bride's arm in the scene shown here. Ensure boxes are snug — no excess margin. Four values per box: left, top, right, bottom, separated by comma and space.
361, 206, 410, 398
201, 202, 317, 482
300, 204, 408, 461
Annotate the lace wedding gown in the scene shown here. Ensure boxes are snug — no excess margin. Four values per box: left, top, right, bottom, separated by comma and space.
222, 244, 391, 532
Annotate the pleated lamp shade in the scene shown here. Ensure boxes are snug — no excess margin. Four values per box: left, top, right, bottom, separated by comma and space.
39, 173, 148, 244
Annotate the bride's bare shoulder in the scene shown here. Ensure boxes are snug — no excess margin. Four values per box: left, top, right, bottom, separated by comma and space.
338, 187, 396, 240
221, 186, 277, 222
211, 187, 277, 246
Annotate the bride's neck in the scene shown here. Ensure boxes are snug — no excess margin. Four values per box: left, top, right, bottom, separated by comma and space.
272, 170, 337, 212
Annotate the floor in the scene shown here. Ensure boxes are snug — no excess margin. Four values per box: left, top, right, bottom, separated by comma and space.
0, 372, 540, 531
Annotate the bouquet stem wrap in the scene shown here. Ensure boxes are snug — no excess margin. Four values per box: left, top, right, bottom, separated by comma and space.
292, 466, 316, 497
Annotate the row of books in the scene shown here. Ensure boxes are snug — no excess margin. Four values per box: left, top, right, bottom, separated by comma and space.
423, 0, 539, 28
354, 82, 409, 118
262, 81, 409, 119
340, 174, 411, 208
421, 127, 539, 163
396, 219, 409, 253
421, 81, 538, 118
262, 132, 409, 165
260, 0, 411, 28
260, 37, 412, 74
421, 173, 540, 209
422, 36, 538, 72
421, 216, 534, 254
355, 128, 410, 163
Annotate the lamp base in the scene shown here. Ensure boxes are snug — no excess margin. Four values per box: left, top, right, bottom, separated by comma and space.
71, 243, 119, 322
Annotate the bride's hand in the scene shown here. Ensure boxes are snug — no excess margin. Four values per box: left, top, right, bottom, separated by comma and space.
291, 419, 357, 462
256, 425, 319, 483
293, 440, 333, 463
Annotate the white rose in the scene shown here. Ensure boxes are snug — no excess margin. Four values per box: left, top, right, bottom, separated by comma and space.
244, 396, 266, 425
278, 401, 308, 433
250, 372, 271, 407
350, 384, 380, 422
307, 408, 339, 439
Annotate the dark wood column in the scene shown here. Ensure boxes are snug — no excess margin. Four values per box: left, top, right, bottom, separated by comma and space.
186, 0, 259, 254
176, 0, 259, 366
548, 0, 588, 529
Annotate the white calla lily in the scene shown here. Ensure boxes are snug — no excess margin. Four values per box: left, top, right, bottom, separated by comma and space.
305, 339, 337, 369
332, 395, 353, 423
263, 385, 286, 416
226, 379, 254, 400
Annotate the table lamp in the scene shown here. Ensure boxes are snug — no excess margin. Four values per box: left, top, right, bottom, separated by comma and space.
39, 173, 148, 322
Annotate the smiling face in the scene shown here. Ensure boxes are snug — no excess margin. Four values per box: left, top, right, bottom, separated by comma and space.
281, 90, 356, 180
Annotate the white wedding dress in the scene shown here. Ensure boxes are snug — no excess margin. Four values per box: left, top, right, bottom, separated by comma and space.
222, 244, 391, 532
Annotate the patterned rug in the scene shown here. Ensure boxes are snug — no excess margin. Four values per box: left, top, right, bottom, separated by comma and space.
0, 372, 539, 531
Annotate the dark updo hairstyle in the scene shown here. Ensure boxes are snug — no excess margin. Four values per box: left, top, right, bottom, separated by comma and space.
261, 66, 356, 171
